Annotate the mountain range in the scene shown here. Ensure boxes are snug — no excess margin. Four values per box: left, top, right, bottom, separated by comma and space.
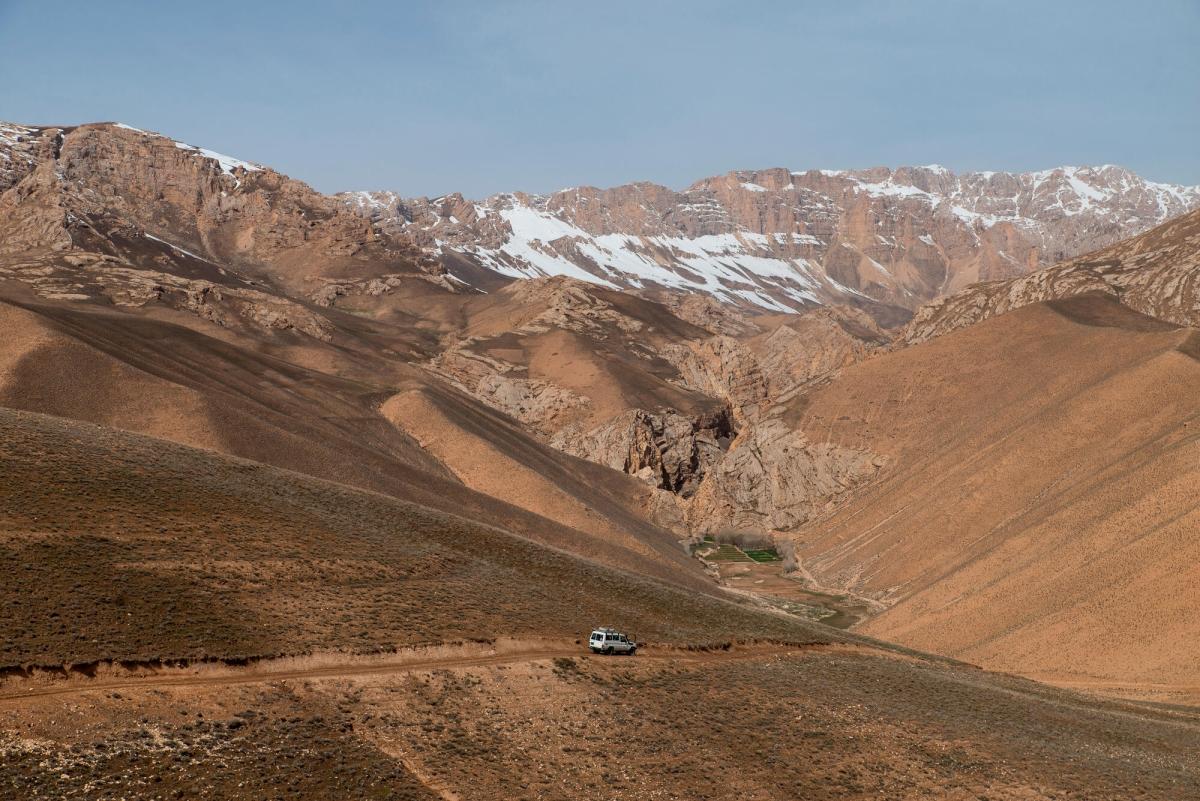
343, 161, 1200, 320
3, 119, 1200, 798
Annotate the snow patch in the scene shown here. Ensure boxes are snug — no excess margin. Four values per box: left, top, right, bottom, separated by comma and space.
174, 140, 262, 177
144, 232, 210, 263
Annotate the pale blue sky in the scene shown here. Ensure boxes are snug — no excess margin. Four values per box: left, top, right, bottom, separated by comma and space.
1, 1, 1196, 197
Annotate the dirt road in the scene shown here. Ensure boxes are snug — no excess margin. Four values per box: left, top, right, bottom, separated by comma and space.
0, 640, 865, 704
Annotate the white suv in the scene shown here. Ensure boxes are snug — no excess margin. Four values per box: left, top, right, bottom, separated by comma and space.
589, 628, 637, 655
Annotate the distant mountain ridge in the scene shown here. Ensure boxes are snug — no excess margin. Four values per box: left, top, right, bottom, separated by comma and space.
341, 163, 1200, 322
903, 205, 1200, 343
4, 120, 1195, 326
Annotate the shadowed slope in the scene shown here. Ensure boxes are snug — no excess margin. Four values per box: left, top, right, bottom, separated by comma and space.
0, 293, 713, 591
5, 408, 1200, 800
381, 380, 694, 571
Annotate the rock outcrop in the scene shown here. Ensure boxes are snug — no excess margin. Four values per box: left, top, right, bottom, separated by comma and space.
686, 419, 885, 535
0, 122, 458, 341
552, 407, 733, 497
0, 123, 439, 291
903, 208, 1200, 344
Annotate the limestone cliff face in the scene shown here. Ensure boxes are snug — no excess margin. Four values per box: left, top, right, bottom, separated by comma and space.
0, 122, 449, 341
663, 306, 889, 422
654, 307, 889, 534
686, 420, 884, 535
551, 407, 732, 498
419, 274, 890, 535
345, 164, 1200, 322
0, 159, 75, 258
903, 208, 1200, 344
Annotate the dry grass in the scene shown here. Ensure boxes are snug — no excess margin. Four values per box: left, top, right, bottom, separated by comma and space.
354, 652, 1200, 800
8, 649, 1200, 800
0, 294, 716, 595
1, 699, 439, 800
0, 406, 837, 669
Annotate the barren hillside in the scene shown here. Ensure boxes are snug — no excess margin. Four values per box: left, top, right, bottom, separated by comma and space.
4, 406, 1200, 800
4, 117, 1200, 799
789, 293, 1200, 689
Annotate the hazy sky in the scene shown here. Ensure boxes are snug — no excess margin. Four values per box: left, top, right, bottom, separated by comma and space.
1, 1, 1197, 197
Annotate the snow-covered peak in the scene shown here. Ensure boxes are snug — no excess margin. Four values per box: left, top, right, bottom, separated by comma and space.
340, 190, 401, 214
801, 164, 1200, 228
0, 122, 37, 147
0, 122, 37, 165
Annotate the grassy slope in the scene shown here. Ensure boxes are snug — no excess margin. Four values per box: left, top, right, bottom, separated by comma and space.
3, 403, 1199, 799
5, 646, 1200, 800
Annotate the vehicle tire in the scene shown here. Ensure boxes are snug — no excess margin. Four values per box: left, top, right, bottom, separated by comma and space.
628, 647, 637, 656
603, 647, 612, 655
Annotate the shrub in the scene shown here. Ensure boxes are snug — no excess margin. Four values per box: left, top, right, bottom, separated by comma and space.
777, 540, 798, 574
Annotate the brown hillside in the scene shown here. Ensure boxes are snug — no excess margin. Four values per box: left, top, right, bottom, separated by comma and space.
791, 293, 1200, 689
0, 291, 710, 592
0, 405, 823, 669
4, 406, 1200, 800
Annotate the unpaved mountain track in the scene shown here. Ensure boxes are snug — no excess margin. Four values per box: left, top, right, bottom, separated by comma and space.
0, 641, 867, 704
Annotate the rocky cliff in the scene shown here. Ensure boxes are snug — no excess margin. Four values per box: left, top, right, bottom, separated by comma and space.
903, 207, 1200, 344
0, 121, 451, 340
342, 164, 1200, 323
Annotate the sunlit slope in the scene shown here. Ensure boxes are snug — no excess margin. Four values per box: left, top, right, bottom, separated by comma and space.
792, 294, 1200, 685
